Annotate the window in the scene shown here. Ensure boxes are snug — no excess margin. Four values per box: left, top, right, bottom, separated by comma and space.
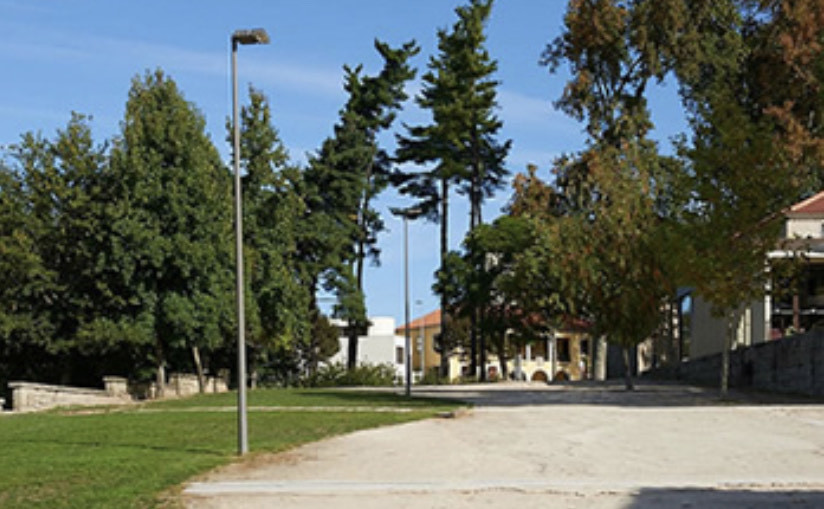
557, 338, 571, 362
532, 340, 547, 359
395, 346, 404, 365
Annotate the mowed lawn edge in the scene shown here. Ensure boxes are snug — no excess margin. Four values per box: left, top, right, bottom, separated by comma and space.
0, 388, 464, 509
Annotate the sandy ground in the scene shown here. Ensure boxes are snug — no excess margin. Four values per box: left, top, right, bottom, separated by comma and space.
183, 382, 824, 508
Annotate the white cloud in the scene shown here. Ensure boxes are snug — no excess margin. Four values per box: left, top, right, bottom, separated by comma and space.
0, 40, 91, 62
0, 26, 346, 100
497, 89, 577, 131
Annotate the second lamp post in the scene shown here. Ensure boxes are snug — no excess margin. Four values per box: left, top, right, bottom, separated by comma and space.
391, 207, 422, 397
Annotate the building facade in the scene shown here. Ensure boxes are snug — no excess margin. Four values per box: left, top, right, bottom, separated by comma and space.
681, 191, 824, 359
396, 312, 593, 382
329, 317, 407, 381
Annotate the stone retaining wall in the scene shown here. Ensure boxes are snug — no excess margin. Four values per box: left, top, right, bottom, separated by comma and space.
7, 373, 229, 412
645, 330, 824, 396
8, 379, 132, 412
132, 374, 229, 400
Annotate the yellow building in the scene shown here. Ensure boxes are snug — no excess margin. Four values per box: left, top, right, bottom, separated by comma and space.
397, 311, 592, 382
394, 310, 463, 380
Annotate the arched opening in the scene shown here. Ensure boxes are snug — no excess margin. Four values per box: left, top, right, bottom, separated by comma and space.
553, 370, 570, 382
531, 370, 548, 382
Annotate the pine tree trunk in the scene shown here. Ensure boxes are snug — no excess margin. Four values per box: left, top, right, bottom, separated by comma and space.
191, 345, 206, 393
469, 178, 481, 380
470, 312, 478, 379
622, 346, 635, 391
350, 169, 370, 372
439, 178, 450, 379
347, 329, 359, 371
478, 310, 487, 382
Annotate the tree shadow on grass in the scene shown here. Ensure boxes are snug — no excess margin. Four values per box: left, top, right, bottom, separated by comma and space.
298, 389, 460, 409
625, 487, 824, 508
3, 437, 227, 457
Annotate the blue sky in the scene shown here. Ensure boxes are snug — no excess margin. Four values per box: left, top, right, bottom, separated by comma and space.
0, 0, 686, 327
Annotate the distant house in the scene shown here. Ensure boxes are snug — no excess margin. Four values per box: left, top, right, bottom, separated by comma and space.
328, 317, 406, 381
679, 191, 824, 359
511, 319, 592, 382
394, 310, 464, 381
396, 312, 592, 382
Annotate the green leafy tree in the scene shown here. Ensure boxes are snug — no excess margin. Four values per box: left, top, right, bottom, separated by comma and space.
0, 160, 55, 387
541, 0, 686, 389
396, 0, 510, 377
434, 215, 539, 380
467, 216, 537, 380
541, 0, 824, 392
4, 115, 127, 386
667, 0, 824, 392
232, 87, 311, 383
105, 70, 234, 394
300, 312, 341, 376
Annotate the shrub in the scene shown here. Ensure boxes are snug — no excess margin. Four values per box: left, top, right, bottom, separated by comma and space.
303, 362, 397, 388
418, 368, 450, 385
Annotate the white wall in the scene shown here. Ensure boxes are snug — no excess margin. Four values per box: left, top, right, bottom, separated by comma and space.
689, 296, 768, 359
786, 218, 824, 239
328, 316, 406, 380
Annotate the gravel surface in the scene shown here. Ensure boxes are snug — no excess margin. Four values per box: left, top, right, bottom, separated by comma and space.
183, 381, 824, 508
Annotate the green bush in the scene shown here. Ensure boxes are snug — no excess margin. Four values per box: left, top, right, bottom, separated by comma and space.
418, 367, 450, 385
304, 362, 397, 387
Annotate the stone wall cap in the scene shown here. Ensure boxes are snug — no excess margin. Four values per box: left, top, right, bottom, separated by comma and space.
8, 381, 107, 397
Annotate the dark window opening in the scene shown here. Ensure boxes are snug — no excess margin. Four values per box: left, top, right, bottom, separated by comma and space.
557, 338, 571, 363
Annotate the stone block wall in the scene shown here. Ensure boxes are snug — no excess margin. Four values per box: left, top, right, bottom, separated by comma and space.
8, 380, 132, 412
646, 330, 824, 396
7, 373, 229, 412
129, 373, 229, 400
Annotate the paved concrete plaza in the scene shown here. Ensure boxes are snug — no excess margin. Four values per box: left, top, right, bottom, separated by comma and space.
184, 382, 824, 508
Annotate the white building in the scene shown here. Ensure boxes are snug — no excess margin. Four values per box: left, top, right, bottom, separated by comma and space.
684, 191, 824, 359
328, 316, 406, 381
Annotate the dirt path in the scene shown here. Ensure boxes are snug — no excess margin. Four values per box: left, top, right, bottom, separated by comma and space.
183, 382, 824, 508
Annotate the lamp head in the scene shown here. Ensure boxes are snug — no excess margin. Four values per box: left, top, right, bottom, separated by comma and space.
232, 28, 270, 45
390, 206, 424, 219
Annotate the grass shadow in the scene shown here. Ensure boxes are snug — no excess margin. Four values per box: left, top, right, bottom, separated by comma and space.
298, 389, 462, 409
1, 436, 226, 457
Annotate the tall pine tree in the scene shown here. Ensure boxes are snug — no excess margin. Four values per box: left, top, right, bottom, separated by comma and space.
396, 0, 510, 378
303, 40, 418, 370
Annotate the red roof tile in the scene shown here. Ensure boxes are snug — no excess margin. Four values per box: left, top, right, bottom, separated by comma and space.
790, 191, 824, 215
395, 309, 441, 333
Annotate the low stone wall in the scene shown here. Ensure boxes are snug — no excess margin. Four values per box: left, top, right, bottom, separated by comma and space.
8, 373, 229, 412
9, 379, 132, 412
132, 374, 229, 400
646, 330, 824, 396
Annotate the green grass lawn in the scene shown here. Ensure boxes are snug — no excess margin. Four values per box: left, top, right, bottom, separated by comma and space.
0, 389, 461, 508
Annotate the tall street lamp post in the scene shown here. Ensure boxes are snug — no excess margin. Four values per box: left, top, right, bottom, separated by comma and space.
391, 207, 422, 397
231, 27, 269, 456
415, 299, 425, 378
